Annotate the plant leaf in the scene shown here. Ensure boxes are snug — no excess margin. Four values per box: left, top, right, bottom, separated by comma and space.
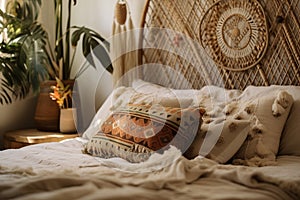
71, 27, 85, 47
82, 33, 96, 68
91, 40, 113, 73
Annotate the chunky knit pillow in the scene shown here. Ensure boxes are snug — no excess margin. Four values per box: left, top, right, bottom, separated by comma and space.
85, 104, 204, 163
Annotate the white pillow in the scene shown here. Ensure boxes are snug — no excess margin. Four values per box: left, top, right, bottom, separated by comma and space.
132, 78, 198, 98
132, 79, 242, 107
132, 79, 170, 94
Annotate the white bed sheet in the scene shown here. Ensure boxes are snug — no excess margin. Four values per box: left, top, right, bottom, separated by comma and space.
0, 138, 299, 200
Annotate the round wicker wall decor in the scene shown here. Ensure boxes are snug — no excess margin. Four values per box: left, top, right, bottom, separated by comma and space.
200, 0, 268, 71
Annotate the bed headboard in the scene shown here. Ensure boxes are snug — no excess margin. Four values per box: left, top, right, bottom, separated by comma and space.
138, 0, 300, 90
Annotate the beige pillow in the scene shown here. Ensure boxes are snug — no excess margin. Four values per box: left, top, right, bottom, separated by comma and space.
188, 88, 293, 166
183, 86, 247, 163
232, 90, 294, 166
279, 87, 300, 155
236, 85, 300, 156
185, 116, 250, 163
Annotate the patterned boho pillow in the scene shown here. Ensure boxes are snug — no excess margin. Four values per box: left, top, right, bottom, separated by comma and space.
85, 104, 205, 163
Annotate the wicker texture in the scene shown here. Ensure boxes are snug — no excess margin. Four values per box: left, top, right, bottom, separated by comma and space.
139, 0, 300, 90
200, 0, 268, 71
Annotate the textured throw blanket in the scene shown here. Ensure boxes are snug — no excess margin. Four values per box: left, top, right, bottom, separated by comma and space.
0, 138, 299, 200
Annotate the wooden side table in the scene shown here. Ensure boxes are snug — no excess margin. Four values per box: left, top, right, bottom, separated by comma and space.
3, 129, 79, 149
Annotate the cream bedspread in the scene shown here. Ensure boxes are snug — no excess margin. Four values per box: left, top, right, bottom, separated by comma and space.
0, 138, 299, 200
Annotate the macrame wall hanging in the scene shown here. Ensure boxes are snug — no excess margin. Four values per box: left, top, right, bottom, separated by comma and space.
200, 0, 269, 71
111, 0, 138, 87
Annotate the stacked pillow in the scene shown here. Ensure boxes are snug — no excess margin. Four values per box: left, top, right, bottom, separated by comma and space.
131, 80, 254, 163
84, 81, 205, 162
135, 80, 300, 166
84, 79, 296, 166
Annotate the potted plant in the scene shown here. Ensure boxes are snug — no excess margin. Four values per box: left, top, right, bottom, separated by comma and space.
0, 0, 113, 131
49, 77, 76, 133
0, 0, 50, 104
51, 0, 113, 80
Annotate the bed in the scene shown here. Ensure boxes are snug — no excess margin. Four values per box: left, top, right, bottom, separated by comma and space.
1, 0, 300, 199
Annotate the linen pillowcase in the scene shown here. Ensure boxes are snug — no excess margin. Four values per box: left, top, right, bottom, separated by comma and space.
110, 86, 193, 111
181, 86, 246, 163
187, 88, 293, 166
132, 79, 170, 94
132, 79, 242, 107
279, 86, 300, 156
84, 104, 205, 163
132, 79, 197, 106
232, 90, 294, 166
185, 116, 250, 163
238, 85, 300, 156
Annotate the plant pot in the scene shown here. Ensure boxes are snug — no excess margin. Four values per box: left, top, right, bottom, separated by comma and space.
34, 80, 60, 131
34, 80, 75, 132
60, 108, 77, 133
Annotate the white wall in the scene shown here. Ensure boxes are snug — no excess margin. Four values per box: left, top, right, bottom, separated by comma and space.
0, 96, 37, 149
0, 0, 147, 148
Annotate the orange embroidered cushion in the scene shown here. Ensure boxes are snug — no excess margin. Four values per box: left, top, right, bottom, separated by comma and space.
85, 104, 204, 163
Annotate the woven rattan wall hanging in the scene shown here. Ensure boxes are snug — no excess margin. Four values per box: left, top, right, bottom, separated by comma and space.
200, 0, 268, 71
